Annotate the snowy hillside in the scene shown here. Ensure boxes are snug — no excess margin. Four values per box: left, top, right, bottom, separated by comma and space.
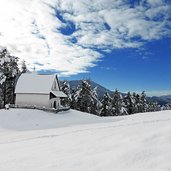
0, 109, 171, 171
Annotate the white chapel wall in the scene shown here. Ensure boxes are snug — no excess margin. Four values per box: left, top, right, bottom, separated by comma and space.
16, 94, 49, 107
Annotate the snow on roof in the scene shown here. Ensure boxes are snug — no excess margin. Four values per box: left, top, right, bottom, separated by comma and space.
51, 91, 67, 98
15, 73, 58, 94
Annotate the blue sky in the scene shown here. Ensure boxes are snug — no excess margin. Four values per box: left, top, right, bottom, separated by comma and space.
0, 0, 171, 96
64, 37, 171, 96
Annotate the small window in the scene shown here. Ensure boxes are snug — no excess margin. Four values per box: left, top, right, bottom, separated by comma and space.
54, 81, 56, 89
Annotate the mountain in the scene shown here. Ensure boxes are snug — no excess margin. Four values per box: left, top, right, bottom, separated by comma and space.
160, 95, 171, 102
69, 80, 114, 99
148, 95, 171, 105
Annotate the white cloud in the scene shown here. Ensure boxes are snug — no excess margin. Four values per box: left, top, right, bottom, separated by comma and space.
145, 90, 171, 96
0, 0, 170, 76
123, 90, 171, 96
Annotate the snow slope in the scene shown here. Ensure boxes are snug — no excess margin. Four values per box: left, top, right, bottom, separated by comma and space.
0, 109, 171, 171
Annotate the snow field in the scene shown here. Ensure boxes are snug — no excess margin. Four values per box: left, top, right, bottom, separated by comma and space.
0, 109, 171, 171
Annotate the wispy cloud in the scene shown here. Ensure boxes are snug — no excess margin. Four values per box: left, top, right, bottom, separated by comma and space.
145, 90, 171, 96
123, 90, 171, 96
0, 0, 170, 76
100, 66, 117, 71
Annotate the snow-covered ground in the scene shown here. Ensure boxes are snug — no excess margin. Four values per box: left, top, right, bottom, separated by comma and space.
0, 109, 171, 171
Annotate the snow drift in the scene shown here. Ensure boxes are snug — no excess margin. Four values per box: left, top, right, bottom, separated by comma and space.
0, 109, 171, 171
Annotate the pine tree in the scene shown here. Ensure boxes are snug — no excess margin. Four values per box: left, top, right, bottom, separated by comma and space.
165, 103, 171, 110
100, 92, 112, 116
21, 60, 28, 73
70, 89, 77, 109
76, 80, 93, 113
89, 87, 101, 115
61, 81, 71, 106
140, 91, 147, 113
124, 92, 134, 114
131, 92, 137, 113
135, 93, 141, 113
0, 48, 19, 107
148, 102, 159, 112
72, 80, 102, 115
111, 89, 123, 116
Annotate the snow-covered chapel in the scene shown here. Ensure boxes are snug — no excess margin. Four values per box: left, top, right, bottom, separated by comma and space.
15, 73, 67, 109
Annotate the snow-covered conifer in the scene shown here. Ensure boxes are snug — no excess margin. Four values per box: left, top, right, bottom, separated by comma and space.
124, 92, 134, 114
76, 80, 93, 113
61, 81, 71, 106
89, 87, 101, 115
21, 60, 28, 73
100, 92, 112, 116
111, 89, 123, 115
140, 91, 147, 113
70, 89, 77, 109
132, 92, 143, 113
0, 48, 19, 107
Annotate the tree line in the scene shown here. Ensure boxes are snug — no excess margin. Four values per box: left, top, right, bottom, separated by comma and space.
61, 80, 171, 116
0, 48, 27, 108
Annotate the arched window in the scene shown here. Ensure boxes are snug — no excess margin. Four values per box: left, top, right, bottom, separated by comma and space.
53, 101, 56, 109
